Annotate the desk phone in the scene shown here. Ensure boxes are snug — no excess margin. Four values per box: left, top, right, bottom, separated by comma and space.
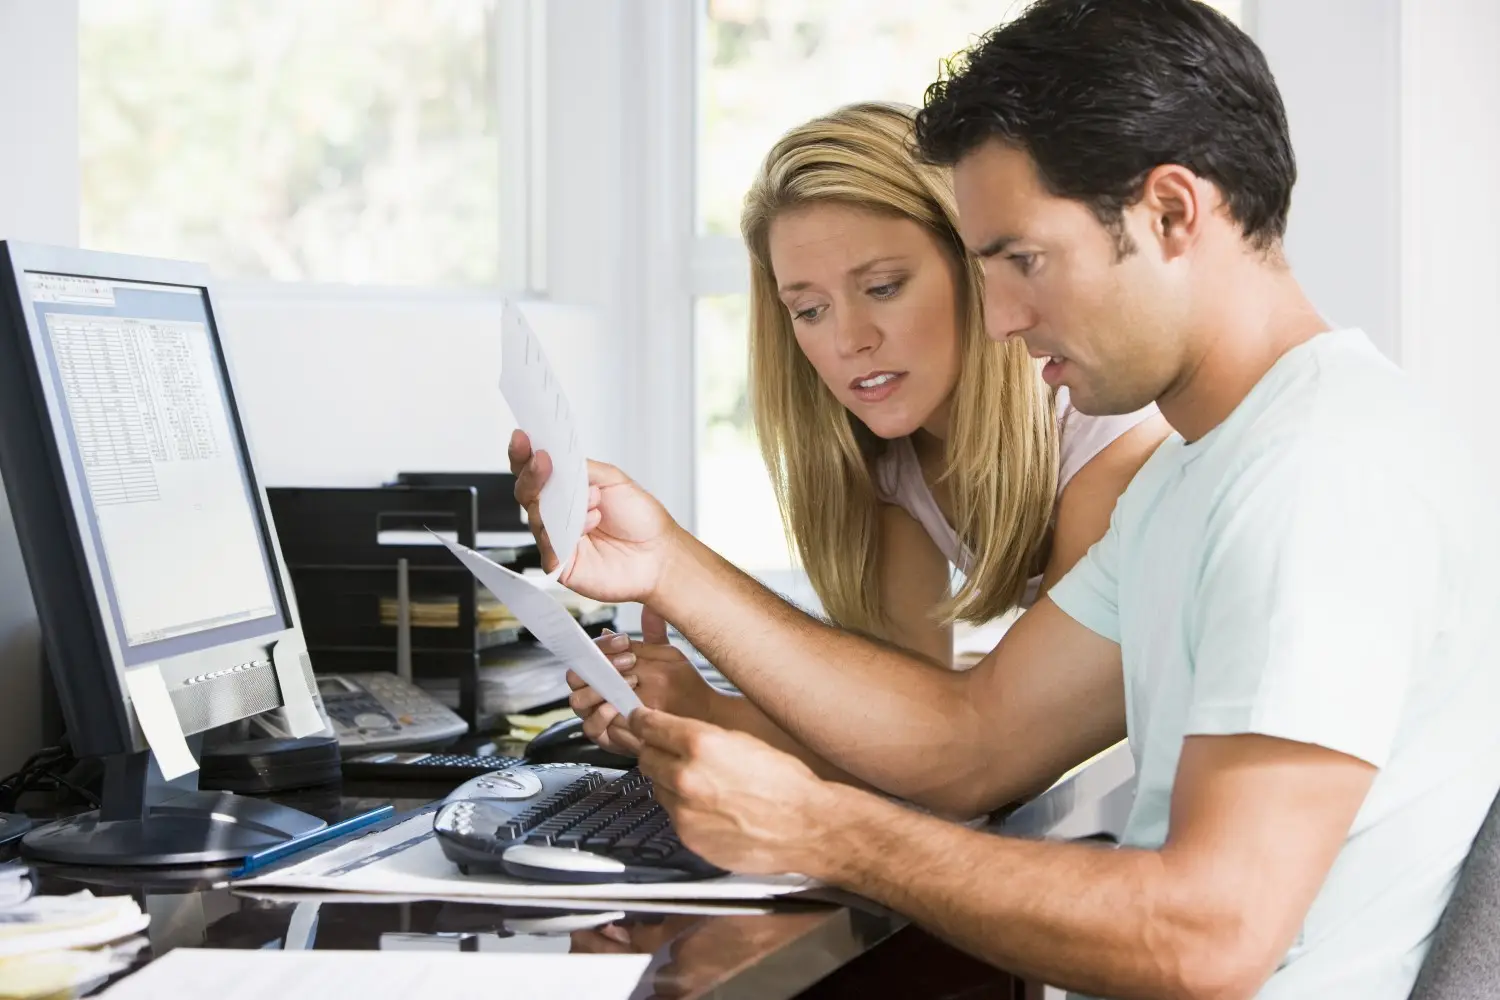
311, 673, 468, 750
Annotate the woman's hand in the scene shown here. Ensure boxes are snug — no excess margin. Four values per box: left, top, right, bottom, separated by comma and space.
569, 608, 718, 755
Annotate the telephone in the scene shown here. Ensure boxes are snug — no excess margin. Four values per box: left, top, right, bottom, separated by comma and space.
252, 672, 468, 751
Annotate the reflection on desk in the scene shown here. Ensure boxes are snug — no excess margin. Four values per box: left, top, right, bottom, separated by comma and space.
15, 775, 897, 1000
24, 875, 892, 1000
96, 948, 652, 1000
9, 742, 1135, 999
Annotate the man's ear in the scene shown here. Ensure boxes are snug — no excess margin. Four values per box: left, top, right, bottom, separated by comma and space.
1138, 164, 1208, 259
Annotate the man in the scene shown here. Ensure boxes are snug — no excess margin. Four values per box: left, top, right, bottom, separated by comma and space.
510, 1, 1500, 996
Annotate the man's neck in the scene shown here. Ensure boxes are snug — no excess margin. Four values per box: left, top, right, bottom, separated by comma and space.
1156, 263, 1329, 443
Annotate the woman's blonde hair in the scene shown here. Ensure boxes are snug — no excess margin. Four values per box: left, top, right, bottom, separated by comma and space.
741, 102, 1059, 636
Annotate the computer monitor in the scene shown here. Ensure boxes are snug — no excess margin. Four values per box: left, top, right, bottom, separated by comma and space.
0, 242, 325, 864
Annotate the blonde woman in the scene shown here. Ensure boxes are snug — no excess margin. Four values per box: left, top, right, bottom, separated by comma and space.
571, 103, 1167, 765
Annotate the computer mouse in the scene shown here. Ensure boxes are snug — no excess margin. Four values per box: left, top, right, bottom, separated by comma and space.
524, 716, 637, 769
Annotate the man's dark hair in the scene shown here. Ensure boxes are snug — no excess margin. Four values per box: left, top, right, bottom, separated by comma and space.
915, 0, 1295, 253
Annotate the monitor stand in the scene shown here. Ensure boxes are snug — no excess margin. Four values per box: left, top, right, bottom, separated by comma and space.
20, 738, 326, 866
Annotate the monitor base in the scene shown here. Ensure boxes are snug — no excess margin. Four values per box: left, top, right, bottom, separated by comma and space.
21, 790, 325, 867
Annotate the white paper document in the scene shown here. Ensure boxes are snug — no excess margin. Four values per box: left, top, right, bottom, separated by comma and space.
234, 889, 776, 917
270, 636, 326, 738
501, 301, 589, 578
435, 535, 643, 718
236, 811, 815, 902
122, 664, 197, 780
98, 949, 651, 1000
0, 891, 149, 958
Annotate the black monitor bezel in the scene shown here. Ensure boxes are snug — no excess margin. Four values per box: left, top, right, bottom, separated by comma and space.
0, 241, 299, 757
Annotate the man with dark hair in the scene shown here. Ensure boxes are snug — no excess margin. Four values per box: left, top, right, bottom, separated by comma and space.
511, 1, 1500, 995
917, 0, 1296, 255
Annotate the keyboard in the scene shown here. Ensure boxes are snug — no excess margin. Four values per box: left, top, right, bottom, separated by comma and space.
341, 751, 523, 782
433, 762, 725, 884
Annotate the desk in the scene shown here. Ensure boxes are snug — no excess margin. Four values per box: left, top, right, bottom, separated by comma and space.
16, 745, 1134, 999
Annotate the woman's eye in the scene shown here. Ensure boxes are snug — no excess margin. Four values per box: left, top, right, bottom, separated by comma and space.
867, 280, 903, 299
793, 305, 822, 323
1008, 253, 1037, 275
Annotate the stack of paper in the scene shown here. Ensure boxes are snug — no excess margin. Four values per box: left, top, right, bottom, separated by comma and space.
0, 888, 150, 999
379, 595, 520, 632
1, 943, 147, 1000
377, 593, 615, 633
0, 891, 149, 958
418, 646, 574, 716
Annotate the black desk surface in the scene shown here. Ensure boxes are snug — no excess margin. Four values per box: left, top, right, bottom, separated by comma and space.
16, 746, 1135, 999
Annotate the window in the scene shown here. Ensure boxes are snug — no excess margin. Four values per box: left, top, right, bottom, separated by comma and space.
696, 293, 784, 572
695, 0, 1012, 573
692, 0, 1243, 575
79, 0, 511, 288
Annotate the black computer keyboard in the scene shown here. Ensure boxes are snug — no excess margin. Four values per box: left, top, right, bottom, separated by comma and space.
433, 762, 725, 884
341, 751, 524, 782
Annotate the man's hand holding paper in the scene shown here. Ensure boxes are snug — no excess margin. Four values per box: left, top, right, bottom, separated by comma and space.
507, 431, 687, 606
436, 302, 648, 719
499, 302, 590, 580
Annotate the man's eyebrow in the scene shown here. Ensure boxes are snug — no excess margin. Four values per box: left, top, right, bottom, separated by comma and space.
971, 235, 1022, 258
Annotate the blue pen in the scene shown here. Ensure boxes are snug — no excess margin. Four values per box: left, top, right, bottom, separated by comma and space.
230, 804, 395, 878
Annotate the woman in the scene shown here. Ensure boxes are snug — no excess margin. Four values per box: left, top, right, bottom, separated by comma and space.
578, 103, 1166, 764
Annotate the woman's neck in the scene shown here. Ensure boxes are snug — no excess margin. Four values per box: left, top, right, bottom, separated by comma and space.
910, 401, 954, 500
920, 395, 954, 443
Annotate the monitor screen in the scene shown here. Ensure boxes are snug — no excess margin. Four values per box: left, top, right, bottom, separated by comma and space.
26, 271, 286, 663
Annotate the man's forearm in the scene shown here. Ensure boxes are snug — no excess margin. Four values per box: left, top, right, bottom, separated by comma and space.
710, 693, 876, 789
812, 787, 1248, 1000
651, 532, 987, 809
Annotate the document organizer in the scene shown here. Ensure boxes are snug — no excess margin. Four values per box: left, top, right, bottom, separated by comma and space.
267, 479, 542, 731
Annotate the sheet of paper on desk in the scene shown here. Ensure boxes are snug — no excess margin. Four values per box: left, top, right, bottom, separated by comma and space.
435, 534, 643, 717
501, 300, 589, 579
97, 949, 651, 1000
232, 889, 776, 917
236, 811, 816, 902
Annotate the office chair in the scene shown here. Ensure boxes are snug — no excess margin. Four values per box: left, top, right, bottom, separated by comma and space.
1408, 787, 1500, 999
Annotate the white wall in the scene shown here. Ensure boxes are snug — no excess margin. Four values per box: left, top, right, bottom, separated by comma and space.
1258, 0, 1500, 478
0, 2, 79, 246
1398, 0, 1500, 481
0, 0, 79, 773
542, 0, 637, 480
1257, 0, 1403, 359
215, 285, 601, 489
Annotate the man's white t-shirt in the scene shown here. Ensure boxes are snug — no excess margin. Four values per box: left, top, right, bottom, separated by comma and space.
1049, 329, 1500, 999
